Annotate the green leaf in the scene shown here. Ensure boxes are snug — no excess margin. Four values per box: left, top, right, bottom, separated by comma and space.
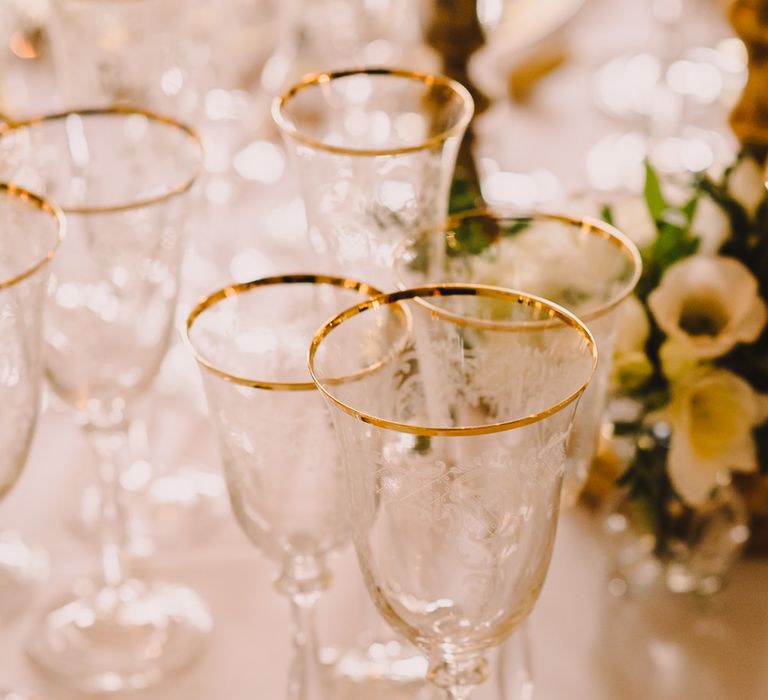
449, 168, 483, 214
644, 162, 667, 221
600, 204, 614, 226
681, 194, 698, 224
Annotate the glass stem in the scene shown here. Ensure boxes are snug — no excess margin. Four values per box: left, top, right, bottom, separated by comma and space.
498, 623, 535, 700
287, 592, 324, 700
277, 555, 331, 700
429, 655, 487, 700
81, 406, 130, 591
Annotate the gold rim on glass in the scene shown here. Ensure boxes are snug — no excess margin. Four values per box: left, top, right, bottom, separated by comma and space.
309, 283, 598, 437
394, 209, 643, 324
0, 182, 64, 290
0, 106, 204, 215
186, 273, 385, 392
272, 67, 475, 157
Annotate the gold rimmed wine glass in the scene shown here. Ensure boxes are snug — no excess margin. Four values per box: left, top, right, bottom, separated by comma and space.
185, 273, 384, 699
0, 107, 212, 692
392, 212, 641, 698
272, 68, 474, 288
0, 183, 62, 700
309, 284, 597, 700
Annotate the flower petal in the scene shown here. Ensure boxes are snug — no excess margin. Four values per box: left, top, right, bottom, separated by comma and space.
667, 429, 723, 505
727, 156, 766, 218
691, 195, 730, 254
611, 197, 658, 248
615, 295, 650, 353
733, 295, 768, 344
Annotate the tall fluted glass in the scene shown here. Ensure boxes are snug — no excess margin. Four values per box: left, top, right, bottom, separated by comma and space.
394, 211, 642, 506
272, 68, 473, 288
310, 285, 597, 699
0, 108, 212, 692
186, 273, 381, 700
0, 184, 62, 700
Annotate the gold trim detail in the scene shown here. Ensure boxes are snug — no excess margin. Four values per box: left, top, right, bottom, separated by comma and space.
0, 106, 204, 215
309, 283, 598, 437
272, 67, 474, 157
394, 209, 643, 324
0, 182, 64, 290
185, 273, 384, 392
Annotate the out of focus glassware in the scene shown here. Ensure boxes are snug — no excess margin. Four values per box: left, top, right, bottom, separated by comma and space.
186, 273, 382, 699
48, 0, 193, 114
393, 211, 642, 506
272, 68, 473, 288
588, 0, 741, 191
287, 0, 421, 79
0, 108, 212, 692
0, 183, 62, 700
182, 0, 288, 201
310, 284, 597, 699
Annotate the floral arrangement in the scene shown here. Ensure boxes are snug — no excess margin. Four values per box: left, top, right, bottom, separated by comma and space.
605, 155, 768, 533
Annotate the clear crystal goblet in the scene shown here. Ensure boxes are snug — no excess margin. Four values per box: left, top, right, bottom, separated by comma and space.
45, 0, 233, 549
0, 107, 212, 692
272, 68, 474, 288
185, 273, 383, 699
0, 184, 62, 699
309, 284, 597, 700
393, 213, 641, 698
393, 210, 642, 506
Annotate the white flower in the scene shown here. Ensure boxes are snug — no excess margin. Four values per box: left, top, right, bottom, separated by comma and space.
659, 340, 703, 382
611, 197, 658, 249
612, 351, 653, 390
615, 295, 650, 354
690, 195, 730, 254
649, 255, 767, 359
727, 156, 766, 218
660, 368, 763, 506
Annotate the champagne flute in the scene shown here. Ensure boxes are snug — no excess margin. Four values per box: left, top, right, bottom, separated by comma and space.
0, 108, 212, 692
185, 273, 384, 699
0, 183, 62, 700
309, 284, 597, 699
272, 67, 473, 288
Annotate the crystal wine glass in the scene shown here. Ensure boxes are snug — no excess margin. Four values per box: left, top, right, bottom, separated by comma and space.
185, 273, 383, 699
393, 210, 642, 506
47, 0, 237, 554
0, 186, 62, 620
309, 284, 597, 700
272, 68, 474, 288
0, 183, 61, 700
0, 108, 212, 692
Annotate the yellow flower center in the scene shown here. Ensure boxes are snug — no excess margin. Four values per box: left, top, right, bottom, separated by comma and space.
678, 294, 729, 337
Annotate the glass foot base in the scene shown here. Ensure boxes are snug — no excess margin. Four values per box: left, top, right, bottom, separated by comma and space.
322, 640, 431, 699
26, 579, 212, 693
0, 531, 49, 621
